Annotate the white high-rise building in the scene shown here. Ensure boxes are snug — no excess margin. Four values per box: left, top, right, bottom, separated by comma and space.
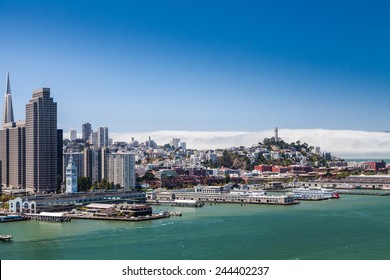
65, 155, 77, 193
69, 128, 77, 141
108, 152, 135, 190
180, 142, 187, 152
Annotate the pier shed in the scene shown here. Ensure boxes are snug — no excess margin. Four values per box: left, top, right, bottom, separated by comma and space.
157, 199, 203, 207
29, 212, 71, 222
85, 203, 117, 217
172, 199, 203, 207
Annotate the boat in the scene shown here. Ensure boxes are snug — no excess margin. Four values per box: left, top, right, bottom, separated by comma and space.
0, 235, 13, 242
287, 187, 339, 200
0, 215, 30, 223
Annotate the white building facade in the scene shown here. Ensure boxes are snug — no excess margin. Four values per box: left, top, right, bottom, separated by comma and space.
108, 152, 135, 190
8, 197, 36, 213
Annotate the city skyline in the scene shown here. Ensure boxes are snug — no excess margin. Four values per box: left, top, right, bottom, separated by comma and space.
1, 1, 390, 156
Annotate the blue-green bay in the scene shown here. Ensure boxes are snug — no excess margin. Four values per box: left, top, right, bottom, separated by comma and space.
1, 195, 390, 260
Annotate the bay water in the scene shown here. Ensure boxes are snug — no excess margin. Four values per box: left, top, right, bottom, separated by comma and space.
1, 195, 390, 260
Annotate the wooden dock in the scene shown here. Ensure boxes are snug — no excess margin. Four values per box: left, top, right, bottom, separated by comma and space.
0, 235, 13, 242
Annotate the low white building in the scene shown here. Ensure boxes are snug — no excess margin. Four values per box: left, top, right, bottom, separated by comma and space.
8, 197, 36, 214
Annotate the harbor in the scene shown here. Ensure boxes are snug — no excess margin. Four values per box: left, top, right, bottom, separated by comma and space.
1, 194, 390, 260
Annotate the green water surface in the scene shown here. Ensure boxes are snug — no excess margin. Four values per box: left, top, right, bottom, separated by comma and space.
1, 195, 390, 260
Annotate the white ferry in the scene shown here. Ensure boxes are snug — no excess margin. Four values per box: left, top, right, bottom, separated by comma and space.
287, 187, 339, 200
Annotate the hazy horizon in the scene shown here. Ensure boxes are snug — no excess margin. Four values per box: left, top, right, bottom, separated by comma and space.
65, 128, 390, 159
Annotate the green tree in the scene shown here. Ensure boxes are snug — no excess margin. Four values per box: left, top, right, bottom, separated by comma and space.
0, 194, 16, 203
57, 175, 63, 193
78, 177, 92, 192
142, 172, 157, 181
219, 150, 233, 168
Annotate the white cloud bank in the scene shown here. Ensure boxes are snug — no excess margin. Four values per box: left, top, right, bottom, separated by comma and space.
110, 129, 390, 158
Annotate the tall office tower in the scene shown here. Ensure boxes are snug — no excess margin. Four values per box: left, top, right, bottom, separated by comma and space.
84, 147, 102, 184
2, 73, 14, 125
57, 129, 63, 181
172, 138, 180, 149
26, 88, 57, 193
97, 126, 109, 147
82, 122, 91, 142
108, 152, 135, 190
0, 122, 26, 188
69, 128, 77, 141
65, 155, 78, 194
63, 152, 84, 182
0, 74, 26, 189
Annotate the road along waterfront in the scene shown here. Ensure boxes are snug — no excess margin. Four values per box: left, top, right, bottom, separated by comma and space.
1, 194, 390, 260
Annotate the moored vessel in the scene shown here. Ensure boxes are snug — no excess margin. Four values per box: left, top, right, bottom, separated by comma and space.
287, 187, 339, 200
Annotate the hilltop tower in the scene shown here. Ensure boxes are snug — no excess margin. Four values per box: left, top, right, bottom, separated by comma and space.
274, 127, 279, 142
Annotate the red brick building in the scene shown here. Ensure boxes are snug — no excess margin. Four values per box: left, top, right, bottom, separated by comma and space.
254, 165, 272, 172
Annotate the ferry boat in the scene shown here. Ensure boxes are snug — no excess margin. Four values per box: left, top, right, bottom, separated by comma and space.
0, 214, 30, 223
287, 187, 339, 200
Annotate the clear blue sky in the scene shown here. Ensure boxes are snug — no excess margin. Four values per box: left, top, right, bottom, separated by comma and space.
1, 0, 389, 133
